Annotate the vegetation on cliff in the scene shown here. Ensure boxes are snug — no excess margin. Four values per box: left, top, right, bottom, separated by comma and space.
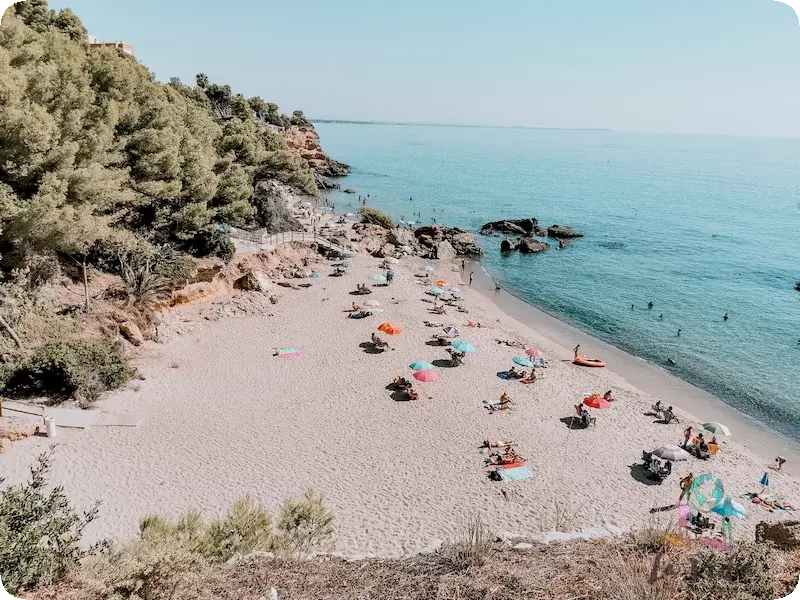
0, 0, 344, 403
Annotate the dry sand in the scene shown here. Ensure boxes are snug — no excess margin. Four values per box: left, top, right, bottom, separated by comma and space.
1, 252, 799, 558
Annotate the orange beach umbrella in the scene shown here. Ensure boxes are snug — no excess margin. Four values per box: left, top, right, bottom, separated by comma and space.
583, 395, 611, 409
436, 279, 449, 287
378, 322, 403, 335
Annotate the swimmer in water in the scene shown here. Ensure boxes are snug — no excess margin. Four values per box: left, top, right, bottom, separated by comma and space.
648, 301, 654, 310
723, 313, 729, 321
659, 314, 664, 319
677, 329, 682, 337
631, 304, 635, 310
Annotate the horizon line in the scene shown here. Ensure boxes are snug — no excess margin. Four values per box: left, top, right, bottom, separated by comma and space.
309, 118, 800, 141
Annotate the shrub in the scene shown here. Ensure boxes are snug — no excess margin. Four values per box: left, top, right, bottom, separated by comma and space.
359, 207, 394, 229
153, 247, 198, 287
4, 340, 135, 403
275, 490, 335, 558
202, 498, 274, 562
687, 542, 776, 599
184, 229, 236, 263
119, 254, 172, 308
0, 449, 103, 594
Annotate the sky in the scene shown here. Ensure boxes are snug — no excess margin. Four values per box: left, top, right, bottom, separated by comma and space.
43, 0, 800, 138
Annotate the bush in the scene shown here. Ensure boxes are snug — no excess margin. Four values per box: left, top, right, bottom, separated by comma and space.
202, 498, 274, 562
184, 229, 236, 263
118, 254, 172, 308
275, 490, 335, 558
0, 449, 103, 594
687, 542, 775, 599
359, 207, 394, 229
450, 513, 493, 569
4, 340, 135, 403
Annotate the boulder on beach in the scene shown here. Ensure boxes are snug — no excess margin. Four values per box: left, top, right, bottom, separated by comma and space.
518, 238, 551, 253
435, 240, 457, 261
119, 321, 145, 346
234, 270, 271, 293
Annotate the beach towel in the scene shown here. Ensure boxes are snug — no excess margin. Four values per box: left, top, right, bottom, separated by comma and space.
497, 371, 512, 380
498, 466, 533, 481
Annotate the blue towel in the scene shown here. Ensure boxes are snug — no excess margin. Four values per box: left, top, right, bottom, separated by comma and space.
498, 466, 533, 481
497, 371, 512, 380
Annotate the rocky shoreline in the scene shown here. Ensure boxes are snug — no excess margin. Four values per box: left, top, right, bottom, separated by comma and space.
480, 218, 582, 255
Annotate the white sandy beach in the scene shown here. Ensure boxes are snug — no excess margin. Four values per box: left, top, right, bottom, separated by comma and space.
1, 248, 799, 558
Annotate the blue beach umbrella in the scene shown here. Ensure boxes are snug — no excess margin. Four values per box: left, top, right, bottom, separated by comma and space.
513, 357, 534, 368
760, 472, 770, 487
409, 361, 435, 371
427, 287, 445, 296
308, 273, 322, 279
452, 341, 475, 353
711, 498, 747, 519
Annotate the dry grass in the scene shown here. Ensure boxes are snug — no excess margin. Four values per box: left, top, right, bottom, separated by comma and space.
27, 536, 800, 600
538, 498, 581, 533
449, 513, 494, 568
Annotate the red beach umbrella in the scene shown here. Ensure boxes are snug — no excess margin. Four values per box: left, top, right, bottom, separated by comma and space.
583, 395, 611, 409
413, 370, 438, 383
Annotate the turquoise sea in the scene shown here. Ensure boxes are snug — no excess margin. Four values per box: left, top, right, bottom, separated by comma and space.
315, 123, 800, 438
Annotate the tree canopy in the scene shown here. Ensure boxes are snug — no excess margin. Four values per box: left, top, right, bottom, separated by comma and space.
0, 0, 320, 268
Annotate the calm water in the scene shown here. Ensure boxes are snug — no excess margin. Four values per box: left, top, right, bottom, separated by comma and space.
315, 123, 800, 437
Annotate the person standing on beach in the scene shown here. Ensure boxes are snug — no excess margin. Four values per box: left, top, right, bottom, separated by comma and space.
469, 271, 474, 286
461, 259, 466, 270
494, 280, 501, 291
679, 473, 694, 502
682, 426, 692, 448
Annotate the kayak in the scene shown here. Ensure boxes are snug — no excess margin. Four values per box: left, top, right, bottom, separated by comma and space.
574, 357, 606, 368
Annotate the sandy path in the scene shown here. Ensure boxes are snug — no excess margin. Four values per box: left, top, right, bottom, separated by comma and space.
1, 253, 798, 557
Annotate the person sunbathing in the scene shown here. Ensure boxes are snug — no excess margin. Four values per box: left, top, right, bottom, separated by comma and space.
430, 306, 446, 314
393, 376, 412, 390
507, 367, 524, 379
521, 370, 537, 384
406, 387, 420, 400
371, 333, 389, 348
603, 390, 615, 401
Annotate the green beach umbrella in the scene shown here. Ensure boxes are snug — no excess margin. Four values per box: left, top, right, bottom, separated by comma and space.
702, 422, 731, 436
369, 273, 387, 282
513, 357, 534, 368
452, 341, 475, 353
409, 361, 434, 371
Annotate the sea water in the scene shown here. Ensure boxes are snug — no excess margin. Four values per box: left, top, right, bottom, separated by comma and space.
315, 123, 800, 438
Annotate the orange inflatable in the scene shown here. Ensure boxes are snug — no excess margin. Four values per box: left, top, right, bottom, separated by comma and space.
574, 356, 606, 368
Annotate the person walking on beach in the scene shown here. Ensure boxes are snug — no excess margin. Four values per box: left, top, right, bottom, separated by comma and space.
494, 279, 501, 291
682, 426, 692, 448
462, 259, 466, 271
679, 473, 694, 502
469, 271, 474, 286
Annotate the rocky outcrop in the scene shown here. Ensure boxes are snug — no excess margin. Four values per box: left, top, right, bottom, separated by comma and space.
480, 218, 539, 236
518, 238, 551, 253
500, 239, 519, 253
344, 188, 356, 194
481, 218, 582, 242
283, 126, 350, 179
558, 238, 571, 249
119, 321, 145, 346
346, 223, 481, 259
547, 225, 583, 239
315, 173, 340, 191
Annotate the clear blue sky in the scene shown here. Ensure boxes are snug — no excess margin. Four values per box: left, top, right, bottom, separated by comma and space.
47, 0, 800, 137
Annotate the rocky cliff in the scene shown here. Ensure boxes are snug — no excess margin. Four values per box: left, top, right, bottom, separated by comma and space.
283, 126, 351, 190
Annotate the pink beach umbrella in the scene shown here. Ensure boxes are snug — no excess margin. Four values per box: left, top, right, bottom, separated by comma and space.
525, 348, 543, 358
413, 370, 438, 383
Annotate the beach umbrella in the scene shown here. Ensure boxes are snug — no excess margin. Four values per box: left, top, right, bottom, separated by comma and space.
308, 273, 322, 279
345, 212, 355, 217
378, 323, 403, 335
446, 286, 461, 293
583, 395, 612, 410
711, 498, 747, 519
413, 370, 438, 383
525, 348, 543, 358
364, 300, 381, 307
422, 266, 435, 272
652, 445, 692, 462
760, 472, 770, 487
384, 257, 399, 264
409, 361, 434, 371
513, 357, 534, 368
436, 280, 449, 287
427, 287, 445, 296
702, 422, 731, 437
277, 348, 300, 358
369, 273, 387, 282
452, 341, 475, 353
443, 325, 461, 337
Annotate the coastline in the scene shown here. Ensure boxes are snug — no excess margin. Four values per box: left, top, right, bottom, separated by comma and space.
463, 259, 800, 465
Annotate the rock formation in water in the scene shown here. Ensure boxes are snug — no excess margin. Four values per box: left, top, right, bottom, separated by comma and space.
546, 225, 583, 239
344, 223, 481, 260
480, 218, 582, 241
518, 238, 551, 253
